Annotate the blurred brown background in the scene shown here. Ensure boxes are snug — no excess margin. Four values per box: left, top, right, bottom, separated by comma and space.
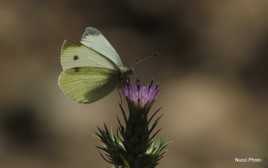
0, 0, 267, 168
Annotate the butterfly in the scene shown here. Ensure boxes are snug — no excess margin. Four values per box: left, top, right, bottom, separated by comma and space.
58, 27, 132, 104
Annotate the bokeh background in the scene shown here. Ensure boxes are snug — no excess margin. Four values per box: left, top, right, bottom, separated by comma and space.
0, 0, 267, 168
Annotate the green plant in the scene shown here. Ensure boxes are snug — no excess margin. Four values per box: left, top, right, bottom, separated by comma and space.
96, 81, 167, 168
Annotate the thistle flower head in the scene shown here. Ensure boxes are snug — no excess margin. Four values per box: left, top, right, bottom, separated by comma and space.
122, 80, 159, 108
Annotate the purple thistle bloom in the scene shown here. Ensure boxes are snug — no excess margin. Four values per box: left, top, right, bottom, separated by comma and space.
122, 80, 159, 108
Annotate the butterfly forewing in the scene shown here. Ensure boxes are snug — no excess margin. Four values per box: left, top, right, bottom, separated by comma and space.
61, 40, 117, 70
80, 27, 123, 67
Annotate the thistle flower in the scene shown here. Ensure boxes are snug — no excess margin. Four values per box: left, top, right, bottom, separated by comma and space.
122, 80, 159, 109
96, 80, 167, 168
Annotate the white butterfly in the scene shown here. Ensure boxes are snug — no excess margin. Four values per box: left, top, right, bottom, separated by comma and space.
58, 27, 132, 103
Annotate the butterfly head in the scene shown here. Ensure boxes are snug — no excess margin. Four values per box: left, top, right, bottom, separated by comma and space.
119, 66, 134, 76
119, 66, 133, 85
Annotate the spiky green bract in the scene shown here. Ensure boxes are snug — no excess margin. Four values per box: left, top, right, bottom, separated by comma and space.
96, 81, 167, 168
96, 124, 127, 167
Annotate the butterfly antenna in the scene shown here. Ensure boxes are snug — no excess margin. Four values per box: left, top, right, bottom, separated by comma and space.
134, 52, 159, 66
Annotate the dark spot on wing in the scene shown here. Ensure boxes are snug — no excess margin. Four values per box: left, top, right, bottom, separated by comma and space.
73, 55, 79, 60
74, 67, 80, 72
84, 27, 100, 36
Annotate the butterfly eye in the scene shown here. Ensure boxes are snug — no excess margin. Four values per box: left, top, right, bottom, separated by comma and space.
73, 55, 79, 61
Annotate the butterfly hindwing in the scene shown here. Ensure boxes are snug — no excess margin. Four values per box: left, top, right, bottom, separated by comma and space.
58, 67, 120, 103
60, 40, 117, 70
80, 27, 123, 66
